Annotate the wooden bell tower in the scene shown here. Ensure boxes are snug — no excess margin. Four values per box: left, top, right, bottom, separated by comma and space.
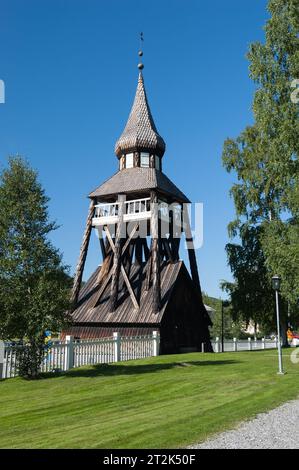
67, 53, 212, 353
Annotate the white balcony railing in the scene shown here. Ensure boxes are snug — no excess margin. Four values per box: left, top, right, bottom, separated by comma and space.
124, 198, 151, 220
94, 202, 119, 218
92, 197, 151, 225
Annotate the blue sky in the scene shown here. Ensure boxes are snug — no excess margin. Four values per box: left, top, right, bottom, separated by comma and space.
0, 0, 269, 298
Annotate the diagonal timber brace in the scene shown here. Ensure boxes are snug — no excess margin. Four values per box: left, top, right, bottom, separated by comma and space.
103, 225, 139, 310
71, 199, 95, 307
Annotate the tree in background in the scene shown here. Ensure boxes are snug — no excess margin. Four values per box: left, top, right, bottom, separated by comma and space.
221, 225, 277, 334
222, 0, 299, 342
202, 293, 246, 340
0, 157, 72, 377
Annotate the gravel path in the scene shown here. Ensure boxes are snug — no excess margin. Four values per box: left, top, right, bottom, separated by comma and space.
189, 400, 299, 449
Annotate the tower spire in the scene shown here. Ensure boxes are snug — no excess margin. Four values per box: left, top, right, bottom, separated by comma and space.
115, 36, 166, 159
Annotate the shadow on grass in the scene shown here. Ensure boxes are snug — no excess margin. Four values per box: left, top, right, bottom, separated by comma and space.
39, 359, 242, 380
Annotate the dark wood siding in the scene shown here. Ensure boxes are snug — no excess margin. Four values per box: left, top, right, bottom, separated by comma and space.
160, 265, 212, 354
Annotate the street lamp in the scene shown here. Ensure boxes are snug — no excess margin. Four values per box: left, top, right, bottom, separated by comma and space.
272, 275, 284, 375
221, 301, 224, 353
221, 300, 230, 353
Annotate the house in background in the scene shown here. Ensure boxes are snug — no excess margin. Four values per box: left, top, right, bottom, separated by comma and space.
204, 305, 216, 323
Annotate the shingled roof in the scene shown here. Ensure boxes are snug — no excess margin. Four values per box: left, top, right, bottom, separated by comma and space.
89, 167, 190, 202
71, 260, 183, 325
115, 72, 166, 158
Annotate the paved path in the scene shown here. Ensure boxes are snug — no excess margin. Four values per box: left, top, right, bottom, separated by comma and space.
189, 400, 299, 449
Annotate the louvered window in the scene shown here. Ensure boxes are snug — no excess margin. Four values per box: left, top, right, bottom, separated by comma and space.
126, 153, 134, 168
140, 152, 150, 167
155, 156, 161, 171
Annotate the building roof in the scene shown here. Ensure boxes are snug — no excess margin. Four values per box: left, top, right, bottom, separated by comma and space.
71, 260, 184, 325
89, 167, 190, 202
204, 305, 216, 313
115, 72, 166, 158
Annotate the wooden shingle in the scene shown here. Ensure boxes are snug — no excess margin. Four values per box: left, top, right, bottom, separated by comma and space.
115, 72, 166, 158
71, 261, 183, 324
89, 167, 190, 203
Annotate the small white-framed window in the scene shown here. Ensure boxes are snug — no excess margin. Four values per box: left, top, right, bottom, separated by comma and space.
126, 153, 134, 168
155, 155, 161, 171
140, 152, 150, 168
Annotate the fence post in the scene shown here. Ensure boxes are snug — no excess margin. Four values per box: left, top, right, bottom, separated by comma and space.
262, 337, 265, 350
152, 331, 160, 356
113, 332, 121, 362
215, 337, 220, 353
233, 337, 237, 352
0, 340, 4, 379
65, 335, 74, 370
248, 337, 252, 351
275, 336, 278, 349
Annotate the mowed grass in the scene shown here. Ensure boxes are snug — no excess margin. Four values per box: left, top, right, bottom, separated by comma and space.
0, 349, 298, 448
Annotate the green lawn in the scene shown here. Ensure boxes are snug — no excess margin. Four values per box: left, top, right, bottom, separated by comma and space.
0, 349, 298, 448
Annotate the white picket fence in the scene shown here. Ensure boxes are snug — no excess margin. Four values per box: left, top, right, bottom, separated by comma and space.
0, 331, 160, 379
0, 334, 280, 380
211, 337, 279, 353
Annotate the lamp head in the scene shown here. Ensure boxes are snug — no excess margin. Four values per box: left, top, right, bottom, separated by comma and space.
272, 275, 281, 291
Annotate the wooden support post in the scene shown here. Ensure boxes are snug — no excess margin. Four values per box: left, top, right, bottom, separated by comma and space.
182, 203, 213, 352
151, 191, 160, 313
152, 239, 159, 311
142, 238, 150, 261
158, 238, 164, 262
183, 204, 204, 303
110, 194, 126, 311
168, 208, 175, 260
171, 205, 181, 261
163, 237, 173, 263
99, 235, 106, 260
145, 239, 153, 291
135, 238, 144, 303
188, 246, 202, 296
71, 199, 95, 306
135, 237, 143, 266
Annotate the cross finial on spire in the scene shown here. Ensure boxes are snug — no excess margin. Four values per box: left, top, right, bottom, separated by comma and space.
138, 32, 144, 70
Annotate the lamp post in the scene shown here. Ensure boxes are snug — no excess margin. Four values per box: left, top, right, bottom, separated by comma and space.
272, 275, 284, 375
221, 301, 224, 353
221, 300, 230, 353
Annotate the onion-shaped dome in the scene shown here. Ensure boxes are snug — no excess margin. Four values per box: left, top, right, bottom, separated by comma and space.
115, 72, 166, 158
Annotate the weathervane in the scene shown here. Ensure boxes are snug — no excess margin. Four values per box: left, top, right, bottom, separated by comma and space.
138, 32, 144, 70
